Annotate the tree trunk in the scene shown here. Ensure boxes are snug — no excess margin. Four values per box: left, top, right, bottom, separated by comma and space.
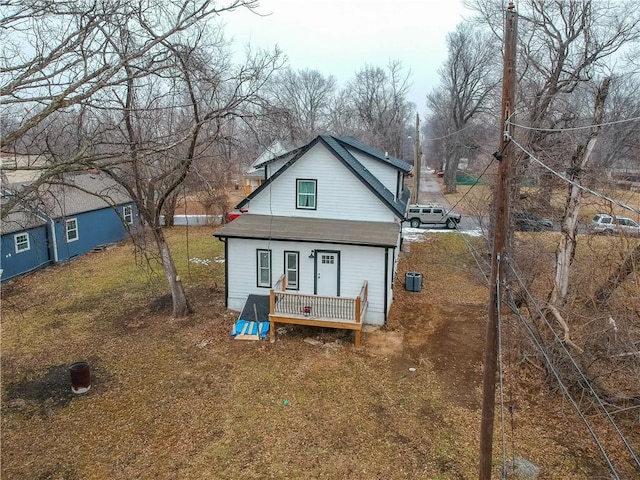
549, 77, 611, 308
443, 153, 459, 194
162, 192, 178, 227
152, 226, 192, 317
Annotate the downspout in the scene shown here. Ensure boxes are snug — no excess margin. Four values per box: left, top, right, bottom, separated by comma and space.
222, 237, 228, 309
383, 247, 389, 324
49, 218, 59, 263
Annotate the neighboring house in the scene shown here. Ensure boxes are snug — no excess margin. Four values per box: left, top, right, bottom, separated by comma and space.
242, 140, 297, 195
215, 135, 412, 346
1, 172, 137, 282
0, 150, 49, 184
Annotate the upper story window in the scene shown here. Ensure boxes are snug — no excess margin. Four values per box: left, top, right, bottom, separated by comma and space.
296, 179, 317, 210
14, 233, 30, 253
66, 218, 79, 242
123, 205, 133, 225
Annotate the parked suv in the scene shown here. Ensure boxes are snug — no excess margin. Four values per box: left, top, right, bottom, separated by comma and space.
590, 213, 640, 236
405, 204, 461, 229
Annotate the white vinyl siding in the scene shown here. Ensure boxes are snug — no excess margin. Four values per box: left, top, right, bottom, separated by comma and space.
347, 148, 402, 198
265, 157, 290, 177
227, 238, 390, 325
14, 233, 30, 253
66, 218, 78, 242
257, 249, 271, 287
246, 143, 397, 222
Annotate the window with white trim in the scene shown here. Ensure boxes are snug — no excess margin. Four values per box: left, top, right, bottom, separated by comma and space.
123, 205, 133, 225
14, 233, 30, 253
257, 249, 271, 287
285, 251, 299, 290
296, 179, 317, 209
66, 218, 79, 242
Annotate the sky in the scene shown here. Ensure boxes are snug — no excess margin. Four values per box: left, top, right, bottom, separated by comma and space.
223, 0, 470, 113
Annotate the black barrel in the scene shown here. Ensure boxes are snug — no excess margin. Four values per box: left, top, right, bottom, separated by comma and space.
69, 361, 91, 394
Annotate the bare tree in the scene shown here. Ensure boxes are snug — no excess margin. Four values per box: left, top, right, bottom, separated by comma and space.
591, 74, 640, 173
342, 61, 413, 157
547, 77, 611, 334
426, 22, 500, 193
469, 0, 640, 197
266, 68, 337, 144
2, 0, 284, 317
1, 0, 261, 147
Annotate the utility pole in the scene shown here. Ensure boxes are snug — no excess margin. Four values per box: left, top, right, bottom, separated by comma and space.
479, 3, 517, 480
413, 113, 421, 203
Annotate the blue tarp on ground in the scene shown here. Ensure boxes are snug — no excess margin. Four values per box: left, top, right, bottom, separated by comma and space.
231, 319, 270, 339
231, 294, 271, 339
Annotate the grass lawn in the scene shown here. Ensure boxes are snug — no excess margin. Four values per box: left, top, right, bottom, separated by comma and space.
1, 227, 637, 479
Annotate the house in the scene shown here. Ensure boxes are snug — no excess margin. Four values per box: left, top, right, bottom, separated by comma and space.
0, 150, 49, 184
241, 140, 297, 195
1, 172, 137, 281
214, 135, 412, 346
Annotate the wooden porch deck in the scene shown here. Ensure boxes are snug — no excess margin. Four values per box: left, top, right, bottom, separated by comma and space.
269, 276, 368, 348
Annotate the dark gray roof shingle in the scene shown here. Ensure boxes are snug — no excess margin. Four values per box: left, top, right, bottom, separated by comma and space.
214, 214, 400, 248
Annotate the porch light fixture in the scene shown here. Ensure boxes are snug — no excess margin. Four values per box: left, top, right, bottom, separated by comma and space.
309, 250, 315, 259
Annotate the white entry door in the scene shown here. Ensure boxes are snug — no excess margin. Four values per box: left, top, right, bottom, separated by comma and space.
316, 251, 339, 296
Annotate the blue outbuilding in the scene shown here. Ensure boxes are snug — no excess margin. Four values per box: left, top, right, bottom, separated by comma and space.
1, 172, 138, 282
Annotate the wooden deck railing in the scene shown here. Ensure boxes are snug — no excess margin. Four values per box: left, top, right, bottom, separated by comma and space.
269, 276, 368, 347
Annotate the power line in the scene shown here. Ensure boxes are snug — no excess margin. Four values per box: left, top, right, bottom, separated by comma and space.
423, 123, 476, 142
502, 284, 621, 479
508, 135, 640, 216
507, 115, 640, 133
447, 156, 496, 214
506, 260, 640, 470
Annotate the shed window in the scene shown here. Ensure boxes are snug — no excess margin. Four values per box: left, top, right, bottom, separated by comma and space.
257, 249, 272, 288
14, 233, 30, 253
296, 179, 317, 209
66, 218, 78, 242
123, 205, 133, 225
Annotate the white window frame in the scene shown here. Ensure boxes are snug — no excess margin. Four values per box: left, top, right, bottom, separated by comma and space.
284, 251, 299, 290
123, 205, 133, 225
257, 249, 272, 288
14, 232, 30, 253
296, 179, 317, 210
66, 218, 79, 242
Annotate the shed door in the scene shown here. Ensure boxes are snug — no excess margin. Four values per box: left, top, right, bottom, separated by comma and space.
316, 251, 339, 297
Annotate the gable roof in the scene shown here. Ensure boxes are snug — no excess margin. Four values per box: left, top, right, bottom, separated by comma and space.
237, 135, 410, 218
336, 136, 412, 173
252, 145, 306, 169
250, 140, 297, 170
1, 172, 132, 231
0, 204, 46, 234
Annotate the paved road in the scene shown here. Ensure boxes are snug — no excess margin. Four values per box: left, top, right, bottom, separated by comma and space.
417, 174, 448, 205
411, 173, 482, 233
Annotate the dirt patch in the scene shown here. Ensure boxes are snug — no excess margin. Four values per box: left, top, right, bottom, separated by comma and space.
422, 304, 485, 409
364, 329, 404, 357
